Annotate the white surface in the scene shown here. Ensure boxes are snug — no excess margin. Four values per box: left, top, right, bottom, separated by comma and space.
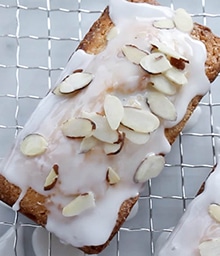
0, 0, 220, 255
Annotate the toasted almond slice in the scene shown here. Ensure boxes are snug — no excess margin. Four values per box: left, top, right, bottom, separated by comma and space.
121, 107, 160, 133
44, 164, 59, 191
173, 8, 194, 33
150, 40, 189, 63
140, 52, 172, 74
52, 85, 62, 96
208, 204, 220, 223
153, 18, 175, 29
62, 192, 95, 217
61, 117, 95, 138
81, 112, 120, 144
104, 94, 124, 130
199, 238, 220, 256
103, 132, 124, 155
59, 72, 93, 94
79, 136, 98, 154
119, 125, 150, 145
134, 154, 165, 183
106, 26, 119, 41
164, 67, 188, 85
147, 91, 177, 121
150, 74, 177, 95
122, 45, 148, 65
20, 134, 48, 157
170, 57, 186, 70
106, 167, 120, 185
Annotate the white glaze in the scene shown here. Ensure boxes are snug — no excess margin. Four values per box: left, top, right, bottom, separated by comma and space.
0, 0, 210, 249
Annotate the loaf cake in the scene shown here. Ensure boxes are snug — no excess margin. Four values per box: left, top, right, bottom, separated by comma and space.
156, 162, 220, 256
1, 0, 220, 254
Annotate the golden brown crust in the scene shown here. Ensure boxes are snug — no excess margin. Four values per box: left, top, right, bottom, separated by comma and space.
1, 0, 220, 254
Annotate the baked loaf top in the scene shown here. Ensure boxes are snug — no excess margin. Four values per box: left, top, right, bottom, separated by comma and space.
156, 161, 220, 256
0, 0, 220, 254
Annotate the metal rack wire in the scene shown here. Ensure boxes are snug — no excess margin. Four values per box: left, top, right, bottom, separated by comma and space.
0, 0, 220, 255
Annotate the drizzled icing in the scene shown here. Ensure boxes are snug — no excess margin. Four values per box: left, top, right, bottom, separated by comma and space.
0, 0, 210, 248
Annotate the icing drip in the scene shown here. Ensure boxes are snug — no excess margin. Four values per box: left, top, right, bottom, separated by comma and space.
0, 0, 210, 248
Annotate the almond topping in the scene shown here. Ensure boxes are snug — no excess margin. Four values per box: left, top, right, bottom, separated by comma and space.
164, 67, 188, 85
122, 45, 148, 65
44, 164, 59, 191
170, 57, 186, 70
106, 26, 119, 41
121, 107, 160, 133
147, 91, 177, 121
62, 192, 95, 217
106, 167, 120, 185
208, 204, 220, 223
153, 18, 175, 29
81, 112, 120, 144
20, 134, 48, 157
199, 238, 220, 256
103, 132, 124, 155
140, 52, 172, 74
59, 72, 93, 94
150, 74, 177, 96
61, 117, 95, 138
119, 125, 150, 145
173, 8, 194, 33
104, 94, 124, 130
134, 154, 165, 183
79, 136, 98, 154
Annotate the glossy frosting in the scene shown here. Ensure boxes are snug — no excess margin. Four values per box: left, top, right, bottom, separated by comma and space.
0, 0, 209, 248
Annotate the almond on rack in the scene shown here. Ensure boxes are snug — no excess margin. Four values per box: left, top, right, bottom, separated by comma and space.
147, 91, 177, 121
199, 238, 220, 256
173, 8, 194, 33
121, 106, 160, 133
208, 204, 220, 223
153, 18, 175, 29
44, 164, 59, 191
104, 94, 124, 130
164, 67, 188, 85
81, 112, 120, 144
20, 134, 48, 157
61, 117, 96, 138
122, 45, 148, 65
62, 192, 95, 217
119, 125, 150, 145
134, 154, 165, 183
140, 52, 172, 74
59, 72, 93, 94
106, 167, 120, 185
150, 74, 177, 95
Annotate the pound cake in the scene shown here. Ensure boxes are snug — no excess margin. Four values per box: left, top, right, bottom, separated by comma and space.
1, 0, 220, 254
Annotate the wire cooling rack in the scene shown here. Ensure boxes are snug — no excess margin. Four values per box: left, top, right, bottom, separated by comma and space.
0, 0, 220, 255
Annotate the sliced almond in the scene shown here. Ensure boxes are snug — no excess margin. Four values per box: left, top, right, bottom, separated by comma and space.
153, 18, 175, 29
59, 72, 93, 94
79, 136, 98, 154
104, 94, 124, 130
61, 117, 95, 138
62, 192, 95, 217
208, 204, 220, 223
122, 45, 148, 65
164, 67, 188, 85
20, 134, 48, 157
134, 154, 165, 183
81, 112, 120, 144
103, 132, 124, 155
106, 26, 119, 41
199, 238, 220, 256
173, 8, 194, 33
44, 164, 59, 191
119, 125, 150, 145
140, 52, 172, 74
150, 41, 189, 63
106, 167, 120, 185
147, 91, 177, 121
170, 57, 186, 70
150, 74, 177, 95
121, 107, 160, 133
